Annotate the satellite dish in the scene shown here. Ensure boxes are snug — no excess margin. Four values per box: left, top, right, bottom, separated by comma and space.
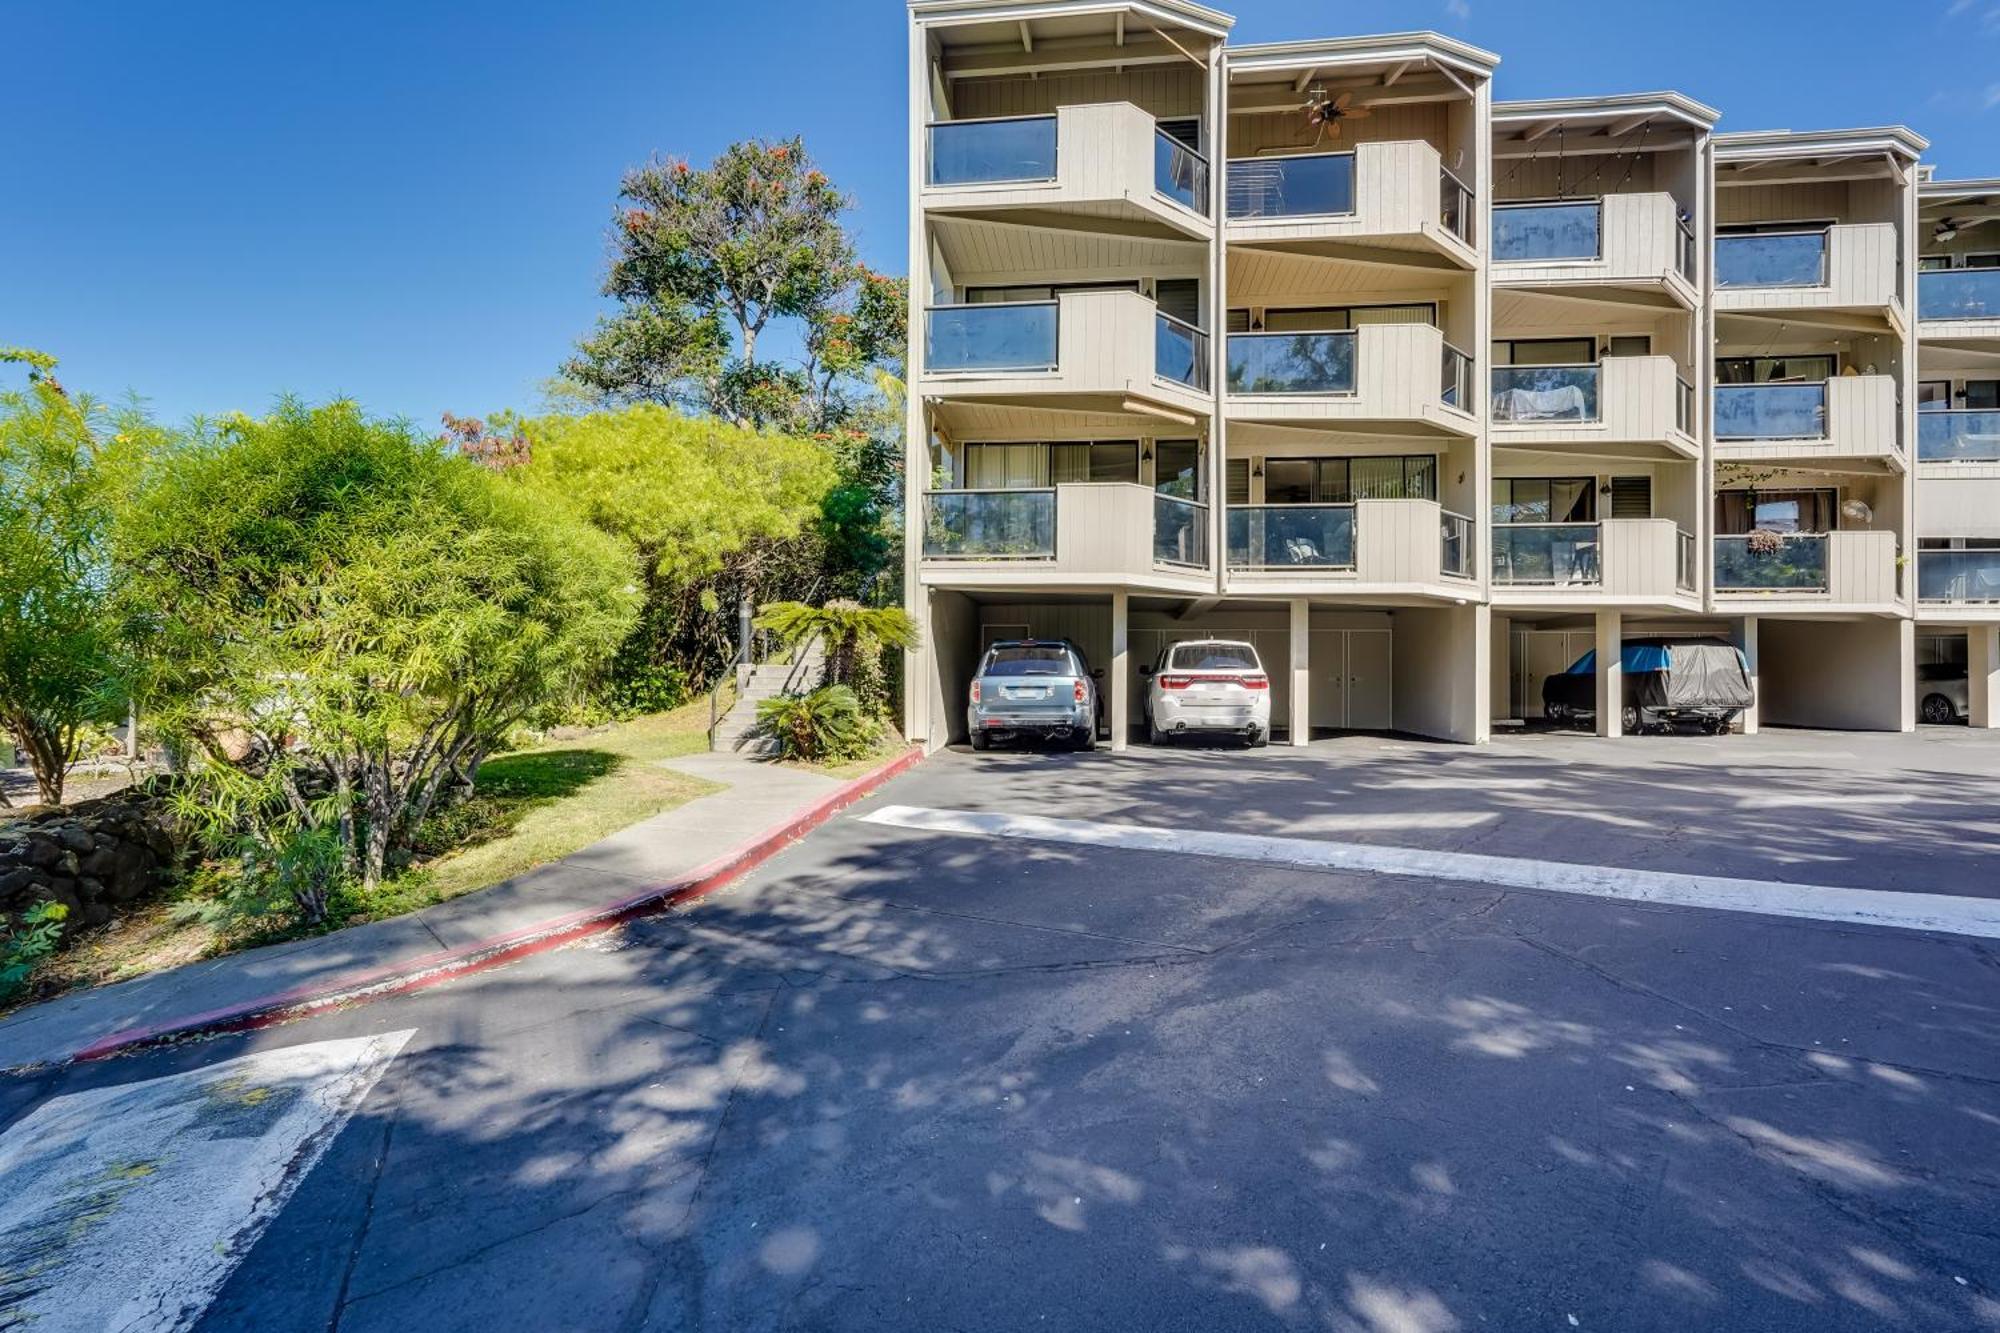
1840, 499, 1874, 528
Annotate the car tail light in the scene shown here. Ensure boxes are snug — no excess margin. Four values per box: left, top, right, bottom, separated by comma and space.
1243, 674, 1269, 690
970, 680, 981, 704
1073, 680, 1087, 703
1159, 674, 1193, 690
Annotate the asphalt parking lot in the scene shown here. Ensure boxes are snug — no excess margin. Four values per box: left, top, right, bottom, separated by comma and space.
5, 729, 1999, 1331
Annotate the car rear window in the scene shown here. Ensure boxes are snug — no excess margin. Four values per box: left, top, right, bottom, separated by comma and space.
984, 646, 1075, 676
1170, 643, 1260, 671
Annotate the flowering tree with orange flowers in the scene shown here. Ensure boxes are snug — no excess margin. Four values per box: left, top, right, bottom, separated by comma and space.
565, 138, 906, 435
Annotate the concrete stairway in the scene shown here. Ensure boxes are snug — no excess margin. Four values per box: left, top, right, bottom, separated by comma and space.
709, 645, 825, 754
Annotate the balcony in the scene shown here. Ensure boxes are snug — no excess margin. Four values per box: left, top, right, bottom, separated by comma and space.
918, 484, 1213, 594
1488, 357, 1698, 458
1918, 269, 2000, 338
921, 103, 1212, 241
1223, 323, 1475, 437
1917, 550, 2000, 607
1223, 498, 1476, 598
1918, 410, 2000, 463
920, 289, 1213, 424
1491, 194, 1699, 305
1491, 520, 1697, 607
1711, 375, 1901, 470
1712, 530, 1901, 610
1223, 139, 1476, 265
1713, 224, 1902, 324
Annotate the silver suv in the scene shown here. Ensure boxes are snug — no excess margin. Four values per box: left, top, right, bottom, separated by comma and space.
968, 639, 1103, 751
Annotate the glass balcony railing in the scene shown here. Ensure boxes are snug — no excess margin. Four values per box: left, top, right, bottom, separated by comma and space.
1441, 344, 1473, 411
1226, 505, 1357, 570
1714, 534, 1830, 591
1918, 549, 2000, 604
1713, 383, 1828, 440
1919, 268, 2000, 321
1225, 152, 1355, 219
1441, 167, 1474, 245
1491, 365, 1600, 423
925, 302, 1058, 373
922, 490, 1056, 559
1493, 524, 1602, 585
1918, 409, 2000, 462
1676, 377, 1696, 436
1154, 131, 1208, 214
1441, 511, 1475, 579
1155, 313, 1209, 391
1677, 529, 1697, 592
1677, 218, 1697, 282
1492, 201, 1601, 262
1226, 331, 1356, 395
1715, 231, 1828, 289
926, 116, 1058, 186
1153, 494, 1209, 568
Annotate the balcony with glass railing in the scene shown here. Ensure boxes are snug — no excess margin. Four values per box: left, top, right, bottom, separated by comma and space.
1155, 313, 1210, 392
1919, 268, 2000, 325
1226, 331, 1356, 396
925, 302, 1059, 375
1223, 139, 1475, 262
1493, 201, 1600, 262
1488, 357, 1698, 454
1712, 375, 1899, 462
1713, 382, 1827, 440
1713, 223, 1900, 315
920, 103, 1212, 238
1225, 504, 1357, 571
1490, 519, 1698, 602
1493, 524, 1601, 585
1918, 549, 2000, 605
1440, 510, 1475, 579
1714, 533, 1830, 592
1491, 365, 1600, 424
1712, 530, 1900, 605
918, 483, 1214, 591
1918, 410, 2000, 462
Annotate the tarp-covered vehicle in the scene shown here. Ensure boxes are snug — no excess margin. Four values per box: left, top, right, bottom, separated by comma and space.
1543, 638, 1754, 735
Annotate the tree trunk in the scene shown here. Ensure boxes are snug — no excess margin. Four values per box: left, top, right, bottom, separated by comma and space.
7, 713, 68, 807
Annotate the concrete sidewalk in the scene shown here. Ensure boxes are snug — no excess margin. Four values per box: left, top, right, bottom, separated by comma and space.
0, 751, 889, 1071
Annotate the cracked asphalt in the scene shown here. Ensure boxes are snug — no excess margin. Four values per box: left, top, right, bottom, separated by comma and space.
4, 727, 1999, 1331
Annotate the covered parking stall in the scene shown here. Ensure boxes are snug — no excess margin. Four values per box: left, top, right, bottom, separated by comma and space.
1493, 612, 1734, 735
914, 588, 1488, 749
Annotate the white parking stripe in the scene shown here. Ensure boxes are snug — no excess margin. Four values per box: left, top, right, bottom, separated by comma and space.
859, 805, 2000, 941
0, 1031, 412, 1332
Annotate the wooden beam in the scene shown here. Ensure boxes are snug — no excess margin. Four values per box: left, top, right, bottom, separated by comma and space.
1143, 23, 1206, 70
1714, 163, 1896, 188
1293, 67, 1318, 94
1114, 12, 1123, 46
1382, 60, 1411, 88
1495, 132, 1697, 160
1521, 120, 1560, 143
1607, 113, 1651, 137
1122, 397, 1201, 426
1018, 21, 1032, 52
940, 35, 1184, 80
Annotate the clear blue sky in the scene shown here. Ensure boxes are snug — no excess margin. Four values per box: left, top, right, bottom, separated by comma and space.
5, 1, 1994, 426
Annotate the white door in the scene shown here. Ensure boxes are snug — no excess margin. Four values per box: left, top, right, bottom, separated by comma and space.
1309, 630, 1347, 729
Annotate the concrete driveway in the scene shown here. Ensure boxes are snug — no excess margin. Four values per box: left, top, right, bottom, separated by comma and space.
3, 730, 1997, 1331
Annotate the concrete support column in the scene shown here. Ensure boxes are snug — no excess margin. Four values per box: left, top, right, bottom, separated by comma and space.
1110, 590, 1130, 753
1595, 609, 1623, 738
1973, 626, 2000, 730
1894, 618, 1917, 733
1732, 616, 1760, 735
1290, 598, 1311, 746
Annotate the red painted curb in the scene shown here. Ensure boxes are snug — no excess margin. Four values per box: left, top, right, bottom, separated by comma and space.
61, 745, 926, 1066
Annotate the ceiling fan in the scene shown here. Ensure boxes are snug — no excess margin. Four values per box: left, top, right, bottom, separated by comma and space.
1304, 85, 1372, 145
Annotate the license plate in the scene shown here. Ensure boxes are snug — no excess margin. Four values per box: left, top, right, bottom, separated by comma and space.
1005, 686, 1049, 700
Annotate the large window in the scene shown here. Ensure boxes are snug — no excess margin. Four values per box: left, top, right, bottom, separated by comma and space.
1228, 303, 1436, 333
1493, 477, 1596, 525
963, 281, 1138, 304
1491, 338, 1595, 367
1716, 354, 1836, 384
962, 441, 1139, 488
1714, 488, 1837, 535
1262, 454, 1437, 504
1154, 440, 1203, 500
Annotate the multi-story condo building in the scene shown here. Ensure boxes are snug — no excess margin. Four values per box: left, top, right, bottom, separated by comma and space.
901, 0, 1997, 749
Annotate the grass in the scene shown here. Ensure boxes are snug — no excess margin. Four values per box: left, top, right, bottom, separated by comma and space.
15, 699, 728, 1005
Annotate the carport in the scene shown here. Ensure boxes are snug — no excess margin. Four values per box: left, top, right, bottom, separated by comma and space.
914, 588, 1489, 749
1494, 612, 1737, 737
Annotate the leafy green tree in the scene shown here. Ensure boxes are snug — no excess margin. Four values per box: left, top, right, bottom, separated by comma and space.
0, 348, 153, 806
495, 406, 840, 707
117, 400, 638, 887
756, 599, 918, 713
564, 138, 908, 434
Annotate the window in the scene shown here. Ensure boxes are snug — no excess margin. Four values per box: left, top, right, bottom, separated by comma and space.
1169, 643, 1260, 671
1154, 440, 1202, 499
982, 644, 1079, 677
1493, 477, 1596, 524
1050, 442, 1139, 483
1919, 380, 1953, 411
1157, 118, 1202, 152
963, 281, 1137, 304
1969, 253, 2000, 270
1606, 335, 1651, 359
1919, 255, 1953, 272
1714, 488, 1836, 535
1966, 380, 2000, 411
1492, 338, 1595, 367
1262, 455, 1437, 505
1717, 220, 1835, 236
1230, 302, 1436, 333
1716, 354, 1836, 384
1608, 476, 1652, 519
1154, 279, 1202, 329
1226, 458, 1250, 505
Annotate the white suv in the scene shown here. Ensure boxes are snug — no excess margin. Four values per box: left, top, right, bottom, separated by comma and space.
1141, 639, 1271, 746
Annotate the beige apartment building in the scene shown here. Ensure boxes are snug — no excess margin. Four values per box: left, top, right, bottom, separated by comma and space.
901, 0, 2000, 749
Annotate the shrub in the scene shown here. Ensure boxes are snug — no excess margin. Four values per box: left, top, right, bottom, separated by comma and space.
756, 685, 875, 762
1, 901, 68, 1001
754, 600, 917, 714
